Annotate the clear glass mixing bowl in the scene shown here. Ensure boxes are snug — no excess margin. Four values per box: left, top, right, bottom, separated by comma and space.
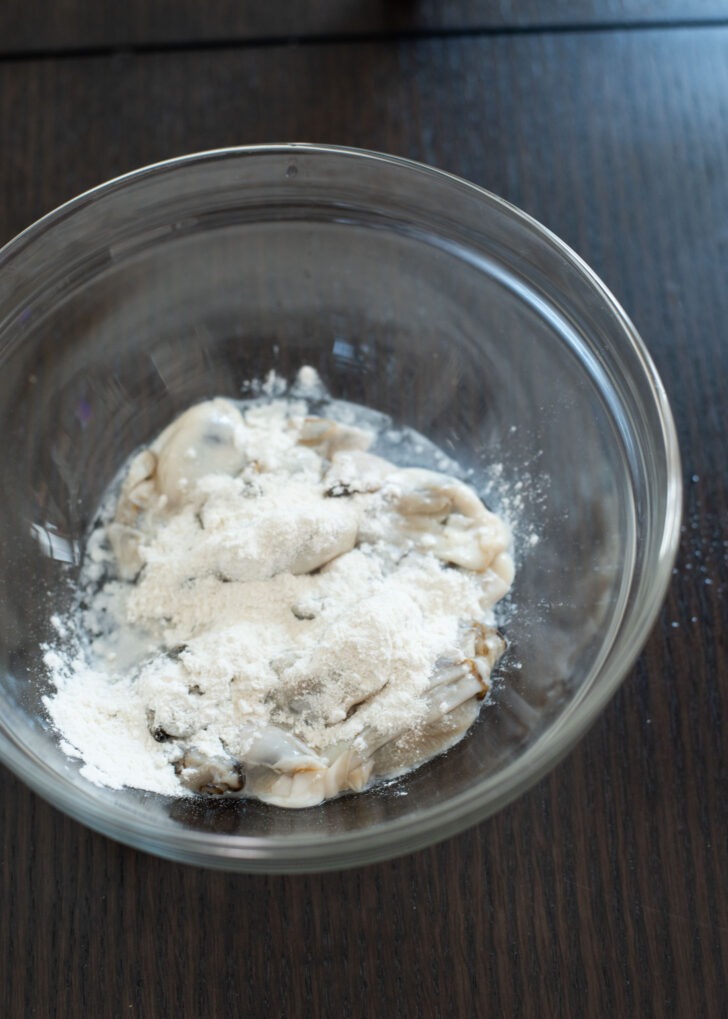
0, 145, 681, 871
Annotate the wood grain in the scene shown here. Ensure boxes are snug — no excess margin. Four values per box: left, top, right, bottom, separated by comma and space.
1, 0, 727, 54
0, 24, 727, 1019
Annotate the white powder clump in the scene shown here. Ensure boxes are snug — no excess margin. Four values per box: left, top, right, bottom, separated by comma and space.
44, 368, 514, 808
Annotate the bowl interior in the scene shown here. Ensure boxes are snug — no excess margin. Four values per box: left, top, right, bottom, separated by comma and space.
0, 149, 676, 868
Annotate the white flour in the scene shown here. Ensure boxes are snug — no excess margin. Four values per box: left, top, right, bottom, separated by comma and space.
44, 368, 514, 807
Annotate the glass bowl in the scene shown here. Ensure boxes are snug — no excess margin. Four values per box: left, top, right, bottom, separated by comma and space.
0, 145, 681, 872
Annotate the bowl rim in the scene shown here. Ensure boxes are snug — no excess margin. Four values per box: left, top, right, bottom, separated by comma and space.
0, 143, 682, 872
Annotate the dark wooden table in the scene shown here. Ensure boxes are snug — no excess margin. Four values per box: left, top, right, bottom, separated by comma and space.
1, 5, 727, 1016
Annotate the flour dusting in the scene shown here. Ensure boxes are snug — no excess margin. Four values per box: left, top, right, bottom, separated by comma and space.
44, 368, 514, 807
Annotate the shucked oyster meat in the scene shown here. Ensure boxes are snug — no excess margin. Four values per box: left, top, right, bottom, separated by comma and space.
58, 381, 514, 809
168, 623, 506, 809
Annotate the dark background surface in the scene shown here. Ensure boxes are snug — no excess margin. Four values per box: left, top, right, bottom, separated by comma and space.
3, 1, 728, 53
1, 4, 727, 1017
